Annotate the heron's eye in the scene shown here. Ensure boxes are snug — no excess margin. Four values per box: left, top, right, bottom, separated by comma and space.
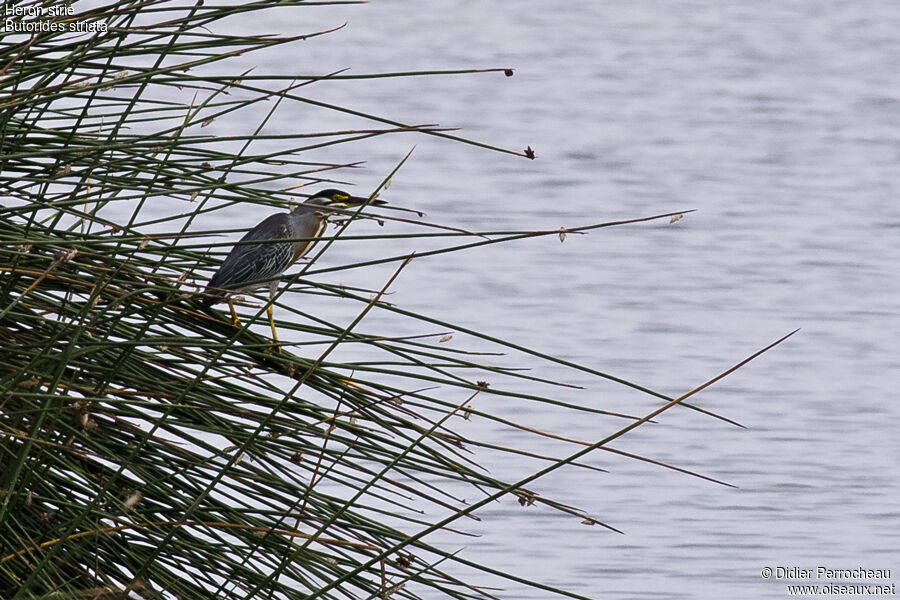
332, 193, 349, 202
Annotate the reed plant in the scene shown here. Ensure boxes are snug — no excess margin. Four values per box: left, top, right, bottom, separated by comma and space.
0, 2, 792, 598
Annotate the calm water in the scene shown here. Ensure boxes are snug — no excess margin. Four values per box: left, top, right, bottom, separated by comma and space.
204, 2, 899, 598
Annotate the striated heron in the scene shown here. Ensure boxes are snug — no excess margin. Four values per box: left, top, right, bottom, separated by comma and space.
203, 188, 385, 351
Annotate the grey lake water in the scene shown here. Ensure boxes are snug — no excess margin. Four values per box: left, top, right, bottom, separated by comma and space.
167, 1, 900, 598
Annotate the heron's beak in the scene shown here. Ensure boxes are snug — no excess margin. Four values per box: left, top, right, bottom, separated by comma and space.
344, 195, 387, 206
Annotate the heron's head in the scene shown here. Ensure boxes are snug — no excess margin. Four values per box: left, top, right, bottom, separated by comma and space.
302, 188, 386, 211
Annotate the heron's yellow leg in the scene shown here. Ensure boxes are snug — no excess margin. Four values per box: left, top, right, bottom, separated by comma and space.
267, 303, 281, 353
227, 298, 240, 326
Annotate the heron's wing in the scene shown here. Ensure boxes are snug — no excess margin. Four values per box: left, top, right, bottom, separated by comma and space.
208, 213, 295, 291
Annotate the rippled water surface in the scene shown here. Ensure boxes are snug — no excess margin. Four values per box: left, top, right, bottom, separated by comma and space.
207, 2, 900, 598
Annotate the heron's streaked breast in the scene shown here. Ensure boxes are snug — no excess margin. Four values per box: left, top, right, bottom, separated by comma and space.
291, 216, 327, 263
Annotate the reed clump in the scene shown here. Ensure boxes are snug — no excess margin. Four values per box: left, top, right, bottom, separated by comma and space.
0, 2, 790, 599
